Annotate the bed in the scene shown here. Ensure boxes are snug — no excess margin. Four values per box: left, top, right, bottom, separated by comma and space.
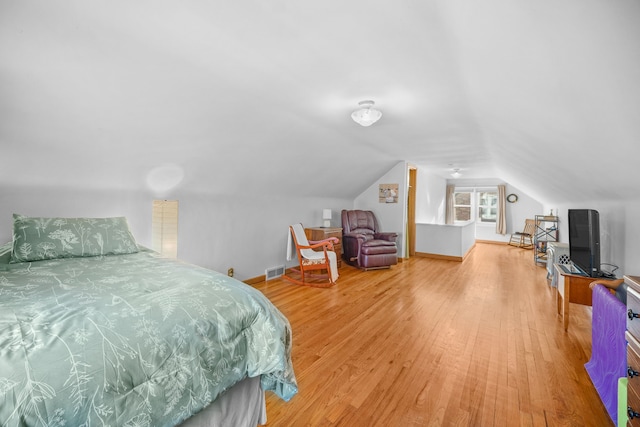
0, 215, 297, 426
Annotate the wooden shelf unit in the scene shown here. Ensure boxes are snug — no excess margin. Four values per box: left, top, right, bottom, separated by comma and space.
534, 215, 558, 265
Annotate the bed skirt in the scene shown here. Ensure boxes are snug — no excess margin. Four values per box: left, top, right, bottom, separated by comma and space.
179, 376, 267, 427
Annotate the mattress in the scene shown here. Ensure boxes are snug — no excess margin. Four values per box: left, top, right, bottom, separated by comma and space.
0, 244, 297, 426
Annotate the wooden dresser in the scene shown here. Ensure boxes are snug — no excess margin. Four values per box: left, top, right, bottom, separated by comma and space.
626, 275, 640, 425
304, 227, 342, 268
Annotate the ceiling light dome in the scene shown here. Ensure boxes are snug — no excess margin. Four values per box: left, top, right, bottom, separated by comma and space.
351, 100, 382, 127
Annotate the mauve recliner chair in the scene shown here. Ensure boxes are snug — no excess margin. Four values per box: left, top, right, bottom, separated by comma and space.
341, 209, 398, 270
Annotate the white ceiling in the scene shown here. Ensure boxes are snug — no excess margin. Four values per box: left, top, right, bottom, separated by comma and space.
1, 1, 639, 204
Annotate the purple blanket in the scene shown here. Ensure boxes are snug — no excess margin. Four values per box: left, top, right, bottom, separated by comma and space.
585, 283, 626, 425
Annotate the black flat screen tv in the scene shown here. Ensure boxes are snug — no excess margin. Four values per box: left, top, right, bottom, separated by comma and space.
568, 209, 601, 277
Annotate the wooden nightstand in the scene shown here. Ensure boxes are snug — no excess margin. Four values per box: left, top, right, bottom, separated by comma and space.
305, 227, 342, 268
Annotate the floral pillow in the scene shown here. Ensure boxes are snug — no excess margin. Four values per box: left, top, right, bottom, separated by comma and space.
10, 214, 139, 263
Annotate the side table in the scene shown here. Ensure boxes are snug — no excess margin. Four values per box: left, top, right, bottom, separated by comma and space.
305, 227, 343, 268
555, 263, 618, 331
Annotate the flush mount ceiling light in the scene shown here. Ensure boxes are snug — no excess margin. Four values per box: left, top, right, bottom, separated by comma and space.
351, 100, 382, 127
451, 168, 462, 178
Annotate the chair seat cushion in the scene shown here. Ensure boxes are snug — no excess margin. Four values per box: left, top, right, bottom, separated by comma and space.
361, 240, 397, 255
302, 257, 327, 266
362, 239, 395, 247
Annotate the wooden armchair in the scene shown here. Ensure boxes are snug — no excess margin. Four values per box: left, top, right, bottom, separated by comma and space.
508, 219, 536, 248
284, 223, 339, 287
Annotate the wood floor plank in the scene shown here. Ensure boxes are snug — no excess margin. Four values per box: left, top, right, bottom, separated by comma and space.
253, 243, 612, 426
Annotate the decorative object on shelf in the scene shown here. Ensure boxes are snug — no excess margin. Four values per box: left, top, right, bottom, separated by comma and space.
322, 209, 332, 227
507, 193, 518, 203
379, 183, 398, 203
351, 100, 382, 127
451, 168, 462, 178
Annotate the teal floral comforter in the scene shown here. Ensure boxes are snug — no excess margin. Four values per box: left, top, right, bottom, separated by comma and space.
0, 247, 297, 426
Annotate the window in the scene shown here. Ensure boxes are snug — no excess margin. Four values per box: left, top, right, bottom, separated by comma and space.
453, 188, 498, 224
453, 191, 472, 221
477, 191, 498, 223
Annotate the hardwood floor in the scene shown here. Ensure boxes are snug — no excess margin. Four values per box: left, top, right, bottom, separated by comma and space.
252, 243, 612, 426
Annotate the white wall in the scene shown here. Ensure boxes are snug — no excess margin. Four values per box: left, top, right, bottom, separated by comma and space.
353, 161, 408, 258
0, 161, 436, 280
503, 184, 544, 236
480, 182, 543, 242
415, 222, 475, 258
546, 199, 629, 277
415, 166, 447, 224
0, 186, 152, 243
449, 179, 543, 239
9, 172, 633, 283
623, 200, 640, 277
176, 192, 353, 280
0, 185, 353, 281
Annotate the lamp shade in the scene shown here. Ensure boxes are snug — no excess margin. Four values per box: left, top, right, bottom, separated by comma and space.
322, 209, 332, 227
351, 100, 382, 127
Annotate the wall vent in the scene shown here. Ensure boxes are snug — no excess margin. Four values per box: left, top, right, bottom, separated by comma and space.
265, 265, 285, 281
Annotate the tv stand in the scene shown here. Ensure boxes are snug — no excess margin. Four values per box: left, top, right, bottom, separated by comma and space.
554, 263, 618, 331
597, 271, 617, 280
558, 263, 588, 276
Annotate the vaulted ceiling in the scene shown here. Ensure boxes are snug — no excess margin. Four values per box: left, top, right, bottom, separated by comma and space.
1, 1, 639, 204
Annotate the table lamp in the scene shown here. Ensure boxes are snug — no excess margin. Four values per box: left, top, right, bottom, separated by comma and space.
322, 209, 331, 228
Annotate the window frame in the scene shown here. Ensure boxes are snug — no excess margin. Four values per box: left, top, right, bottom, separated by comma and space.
453, 190, 473, 222
452, 187, 499, 225
477, 190, 498, 224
